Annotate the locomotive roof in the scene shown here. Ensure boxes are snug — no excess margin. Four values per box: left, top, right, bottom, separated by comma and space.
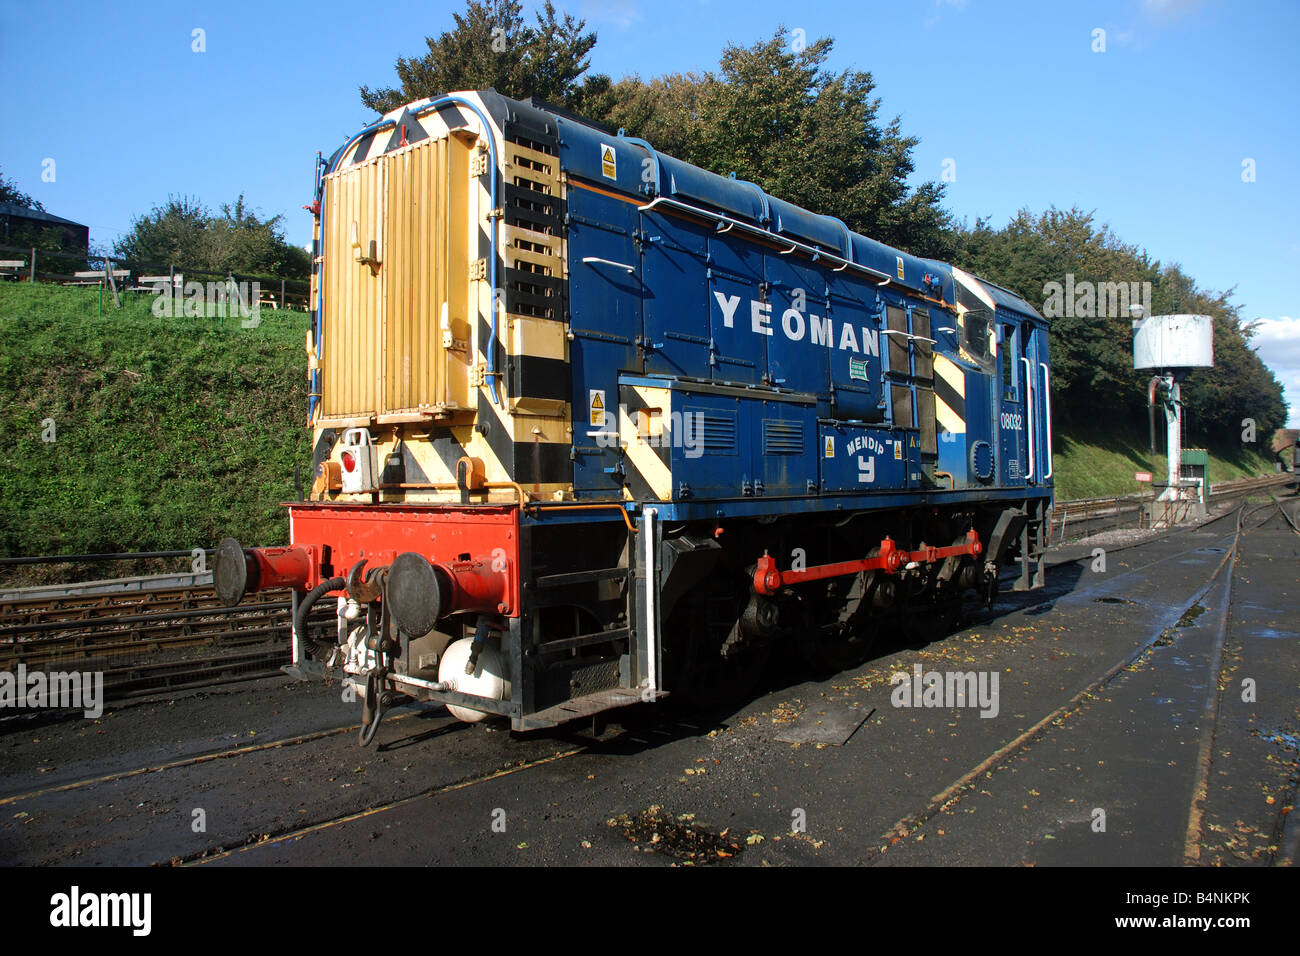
976, 278, 1045, 322
342, 90, 1046, 321
521, 93, 947, 298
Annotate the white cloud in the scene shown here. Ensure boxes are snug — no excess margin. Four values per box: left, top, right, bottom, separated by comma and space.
1113, 0, 1209, 48
1251, 315, 1300, 427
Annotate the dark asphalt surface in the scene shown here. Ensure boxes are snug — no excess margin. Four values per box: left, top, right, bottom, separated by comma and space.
2, 496, 1296, 867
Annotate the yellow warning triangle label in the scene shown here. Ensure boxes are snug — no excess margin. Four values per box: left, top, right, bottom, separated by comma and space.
591, 393, 604, 410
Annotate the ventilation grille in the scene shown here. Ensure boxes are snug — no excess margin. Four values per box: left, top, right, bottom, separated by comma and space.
916, 388, 936, 456
891, 385, 914, 428
886, 305, 909, 373
762, 419, 803, 455
700, 413, 737, 453
501, 132, 564, 319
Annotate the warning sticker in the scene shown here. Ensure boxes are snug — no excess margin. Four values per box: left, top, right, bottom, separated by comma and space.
893, 440, 903, 460
589, 389, 606, 427
896, 256, 905, 281
824, 435, 835, 458
600, 144, 617, 180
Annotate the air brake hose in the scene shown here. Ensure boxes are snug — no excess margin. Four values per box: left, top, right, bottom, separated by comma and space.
295, 576, 345, 660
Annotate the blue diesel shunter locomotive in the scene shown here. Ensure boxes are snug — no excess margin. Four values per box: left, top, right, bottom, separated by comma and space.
217, 90, 1053, 732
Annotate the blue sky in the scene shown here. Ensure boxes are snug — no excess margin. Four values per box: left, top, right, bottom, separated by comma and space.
4, 0, 1297, 424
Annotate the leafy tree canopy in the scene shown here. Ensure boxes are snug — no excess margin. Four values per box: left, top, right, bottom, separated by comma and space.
113, 195, 310, 279
359, 0, 600, 114
361, 9, 950, 256
356, 3, 1283, 447
584, 28, 955, 258
954, 207, 1287, 444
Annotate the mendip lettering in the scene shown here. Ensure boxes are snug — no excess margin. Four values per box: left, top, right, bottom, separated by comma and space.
845, 434, 884, 456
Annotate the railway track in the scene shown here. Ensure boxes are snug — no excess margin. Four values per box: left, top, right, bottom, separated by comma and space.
873, 494, 1299, 866
0, 583, 335, 700
1050, 472, 1294, 542
0, 494, 1294, 866
154, 502, 1300, 868
0, 474, 1291, 706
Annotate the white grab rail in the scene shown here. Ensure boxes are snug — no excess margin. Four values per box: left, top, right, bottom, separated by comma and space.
582, 256, 636, 274
643, 508, 659, 697
1040, 361, 1054, 480
1021, 356, 1035, 481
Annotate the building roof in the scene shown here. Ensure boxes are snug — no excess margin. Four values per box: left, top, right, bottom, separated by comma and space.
0, 201, 87, 229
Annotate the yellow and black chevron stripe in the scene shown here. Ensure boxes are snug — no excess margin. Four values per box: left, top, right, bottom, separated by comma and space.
934, 354, 967, 438
618, 383, 674, 502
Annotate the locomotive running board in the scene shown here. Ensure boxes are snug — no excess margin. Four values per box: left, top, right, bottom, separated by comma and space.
515, 688, 669, 730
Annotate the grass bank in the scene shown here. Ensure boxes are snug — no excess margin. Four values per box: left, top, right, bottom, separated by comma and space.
1052, 423, 1275, 501
0, 282, 310, 583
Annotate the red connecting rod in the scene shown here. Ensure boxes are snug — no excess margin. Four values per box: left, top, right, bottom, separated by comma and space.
752, 529, 983, 596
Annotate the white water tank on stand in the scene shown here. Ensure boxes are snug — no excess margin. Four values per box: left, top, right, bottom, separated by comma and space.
1134, 314, 1214, 370
1133, 314, 1214, 524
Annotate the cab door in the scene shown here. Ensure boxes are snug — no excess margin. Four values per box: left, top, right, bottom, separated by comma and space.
567, 187, 643, 497
1025, 321, 1052, 487
997, 318, 1028, 486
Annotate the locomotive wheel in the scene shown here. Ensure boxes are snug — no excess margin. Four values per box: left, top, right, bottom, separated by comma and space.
804, 621, 879, 675
665, 600, 771, 710
801, 571, 882, 674
902, 591, 962, 647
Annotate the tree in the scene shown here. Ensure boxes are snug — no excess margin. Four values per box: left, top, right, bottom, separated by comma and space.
113, 196, 211, 269
359, 0, 600, 114
0, 166, 43, 211
210, 197, 311, 278
953, 207, 1287, 445
113, 195, 309, 278
588, 28, 956, 258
